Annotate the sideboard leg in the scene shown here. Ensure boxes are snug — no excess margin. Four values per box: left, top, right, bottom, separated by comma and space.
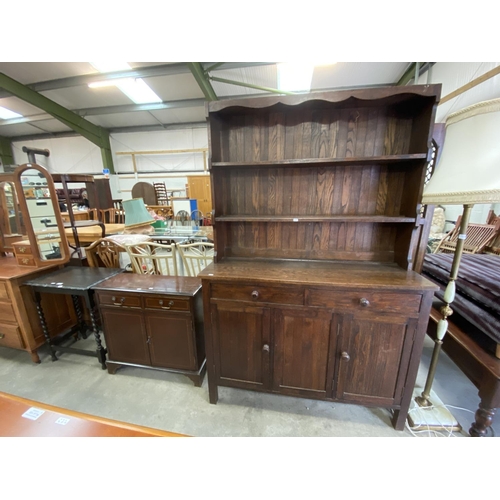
469, 403, 496, 437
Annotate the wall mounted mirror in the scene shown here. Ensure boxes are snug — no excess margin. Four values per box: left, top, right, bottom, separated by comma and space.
12, 163, 70, 267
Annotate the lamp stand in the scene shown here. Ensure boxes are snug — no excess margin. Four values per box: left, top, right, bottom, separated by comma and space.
408, 204, 473, 432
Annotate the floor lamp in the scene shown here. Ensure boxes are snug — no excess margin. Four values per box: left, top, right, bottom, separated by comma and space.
408, 97, 500, 431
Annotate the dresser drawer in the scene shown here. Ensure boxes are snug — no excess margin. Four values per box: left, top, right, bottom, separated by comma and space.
0, 301, 17, 320
13, 241, 33, 256
144, 296, 190, 311
98, 293, 141, 308
0, 322, 24, 349
16, 256, 36, 267
211, 283, 304, 305
0, 281, 10, 301
305, 289, 422, 316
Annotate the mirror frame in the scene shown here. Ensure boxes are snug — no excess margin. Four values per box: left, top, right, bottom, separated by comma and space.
13, 163, 70, 267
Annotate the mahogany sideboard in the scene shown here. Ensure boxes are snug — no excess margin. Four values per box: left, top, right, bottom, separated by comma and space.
92, 273, 206, 386
0, 256, 76, 363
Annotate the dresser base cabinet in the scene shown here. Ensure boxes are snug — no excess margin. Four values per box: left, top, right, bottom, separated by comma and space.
93, 274, 206, 386
201, 262, 436, 431
0, 259, 77, 363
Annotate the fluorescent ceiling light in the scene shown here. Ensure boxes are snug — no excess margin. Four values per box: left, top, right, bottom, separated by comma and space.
0, 106, 23, 119
89, 62, 162, 104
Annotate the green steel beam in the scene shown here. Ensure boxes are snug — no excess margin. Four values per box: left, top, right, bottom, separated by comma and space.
187, 63, 218, 101
0, 72, 115, 173
204, 63, 225, 72
210, 75, 296, 95
0, 136, 14, 166
397, 62, 430, 86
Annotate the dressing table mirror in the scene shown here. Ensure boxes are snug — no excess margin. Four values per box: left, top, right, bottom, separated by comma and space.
10, 163, 70, 267
0, 180, 24, 253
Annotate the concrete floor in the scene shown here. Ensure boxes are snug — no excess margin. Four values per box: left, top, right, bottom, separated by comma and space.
0, 334, 497, 438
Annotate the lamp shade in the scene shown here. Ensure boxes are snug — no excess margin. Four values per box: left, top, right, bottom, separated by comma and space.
123, 198, 154, 228
422, 98, 500, 205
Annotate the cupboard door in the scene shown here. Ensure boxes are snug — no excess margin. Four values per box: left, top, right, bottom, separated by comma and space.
335, 314, 416, 406
273, 308, 337, 399
188, 176, 212, 215
100, 308, 150, 366
212, 302, 271, 391
146, 311, 197, 371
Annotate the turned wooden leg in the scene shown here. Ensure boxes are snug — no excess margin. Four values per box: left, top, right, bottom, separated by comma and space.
34, 291, 57, 362
30, 351, 41, 364
469, 403, 496, 437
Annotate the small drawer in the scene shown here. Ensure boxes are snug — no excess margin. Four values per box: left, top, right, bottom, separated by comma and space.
98, 293, 141, 308
0, 322, 24, 349
144, 296, 190, 311
0, 281, 10, 301
0, 301, 17, 320
211, 283, 304, 305
306, 289, 422, 316
13, 242, 33, 256
16, 256, 36, 267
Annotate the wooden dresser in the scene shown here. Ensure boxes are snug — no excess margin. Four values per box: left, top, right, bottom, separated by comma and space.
92, 274, 206, 386
0, 257, 76, 363
199, 85, 441, 430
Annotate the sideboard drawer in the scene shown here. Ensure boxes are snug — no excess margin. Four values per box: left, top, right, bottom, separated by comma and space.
0, 281, 10, 301
211, 283, 304, 305
0, 322, 24, 349
144, 296, 190, 311
98, 293, 141, 308
306, 289, 422, 316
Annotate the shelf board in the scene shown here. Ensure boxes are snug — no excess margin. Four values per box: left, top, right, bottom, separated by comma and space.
215, 215, 416, 223
211, 154, 428, 168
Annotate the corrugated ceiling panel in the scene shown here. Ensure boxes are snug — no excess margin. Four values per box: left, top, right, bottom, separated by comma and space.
149, 106, 206, 123
27, 119, 73, 133
86, 111, 160, 128
211, 65, 278, 97
312, 62, 409, 90
42, 85, 132, 109
0, 62, 96, 84
0, 122, 45, 137
145, 73, 205, 101
0, 96, 46, 116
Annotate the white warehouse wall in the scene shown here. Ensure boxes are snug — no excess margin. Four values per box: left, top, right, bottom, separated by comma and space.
11, 126, 210, 201
421, 62, 500, 225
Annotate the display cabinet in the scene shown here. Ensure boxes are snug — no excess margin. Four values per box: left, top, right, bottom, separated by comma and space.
199, 85, 441, 430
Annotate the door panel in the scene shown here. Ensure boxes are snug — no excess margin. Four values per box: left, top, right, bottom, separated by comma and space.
146, 311, 196, 370
335, 314, 414, 406
101, 308, 150, 366
273, 308, 336, 398
212, 302, 270, 390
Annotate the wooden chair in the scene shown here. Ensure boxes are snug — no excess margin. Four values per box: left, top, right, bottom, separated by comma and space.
190, 210, 204, 227
125, 242, 178, 276
434, 215, 500, 254
85, 238, 124, 268
99, 208, 124, 224
177, 242, 214, 277
87, 208, 99, 221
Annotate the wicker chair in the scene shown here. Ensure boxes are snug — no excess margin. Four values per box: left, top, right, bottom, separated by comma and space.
176, 241, 214, 277
85, 238, 124, 268
125, 242, 178, 276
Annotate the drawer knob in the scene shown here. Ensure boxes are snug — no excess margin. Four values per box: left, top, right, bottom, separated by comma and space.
262, 344, 270, 352
251, 290, 259, 299
159, 300, 175, 309
359, 298, 370, 307
112, 297, 125, 306
19, 247, 26, 253
341, 351, 350, 361
0, 333, 4, 339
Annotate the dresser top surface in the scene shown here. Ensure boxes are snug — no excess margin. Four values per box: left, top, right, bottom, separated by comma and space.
91, 273, 202, 296
198, 258, 438, 291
